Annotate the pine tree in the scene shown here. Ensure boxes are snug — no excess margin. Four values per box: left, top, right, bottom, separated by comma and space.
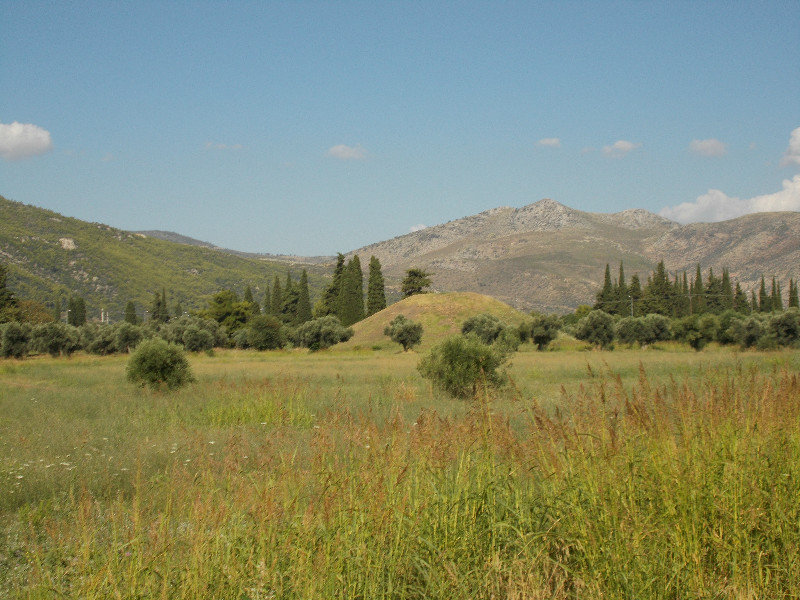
366, 256, 386, 316
124, 300, 138, 324
642, 261, 672, 316
401, 268, 432, 298
296, 269, 312, 325
789, 279, 800, 309
338, 256, 365, 326
705, 267, 723, 314
0, 261, 17, 321
271, 275, 282, 317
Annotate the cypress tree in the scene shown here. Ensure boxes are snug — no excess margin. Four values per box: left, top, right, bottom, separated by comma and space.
789, 279, 800, 309
315, 253, 346, 318
243, 285, 260, 316
721, 269, 734, 311
263, 281, 272, 315
366, 256, 386, 316
52, 293, 62, 322
0, 261, 16, 320
758, 276, 770, 312
691, 265, 705, 315
296, 269, 312, 325
280, 272, 299, 324
338, 256, 365, 326
643, 261, 671, 316
733, 282, 750, 314
770, 277, 783, 311
705, 267, 723, 314
124, 300, 138, 324
750, 289, 758, 313
595, 264, 615, 312
271, 275, 282, 316
628, 274, 642, 317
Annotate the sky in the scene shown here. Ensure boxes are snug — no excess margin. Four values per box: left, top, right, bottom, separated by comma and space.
1, 1, 799, 256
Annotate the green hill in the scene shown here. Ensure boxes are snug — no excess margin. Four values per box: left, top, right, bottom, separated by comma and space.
340, 292, 530, 350
0, 195, 330, 320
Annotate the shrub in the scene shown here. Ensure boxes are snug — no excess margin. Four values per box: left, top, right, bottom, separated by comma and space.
81, 323, 117, 355
30, 322, 81, 357
384, 314, 423, 351
643, 314, 672, 343
126, 338, 194, 390
183, 325, 215, 352
716, 309, 745, 345
526, 313, 560, 350
768, 308, 800, 347
728, 316, 766, 349
673, 315, 717, 351
232, 328, 251, 349
115, 322, 143, 353
418, 334, 508, 398
461, 313, 505, 344
574, 310, 614, 349
1, 322, 30, 359
246, 315, 286, 350
293, 316, 353, 351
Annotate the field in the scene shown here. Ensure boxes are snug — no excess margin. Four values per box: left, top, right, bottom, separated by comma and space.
2, 344, 800, 598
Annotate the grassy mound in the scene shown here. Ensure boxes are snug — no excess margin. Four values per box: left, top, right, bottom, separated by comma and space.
341, 292, 529, 350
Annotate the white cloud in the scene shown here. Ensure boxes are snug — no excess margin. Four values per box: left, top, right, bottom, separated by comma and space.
537, 138, 561, 148
659, 175, 800, 223
409, 224, 427, 233
326, 144, 366, 160
689, 138, 727, 157
0, 121, 53, 160
205, 141, 243, 150
602, 140, 640, 158
781, 127, 800, 167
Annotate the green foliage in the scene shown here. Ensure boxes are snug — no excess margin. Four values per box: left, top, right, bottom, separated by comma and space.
30, 322, 81, 357
182, 326, 215, 353
67, 295, 87, 326
461, 313, 505, 344
124, 300, 139, 324
768, 308, 800, 347
366, 256, 386, 316
295, 270, 313, 325
673, 315, 718, 351
293, 315, 353, 351
81, 323, 117, 355
728, 316, 766, 348
0, 260, 17, 323
526, 313, 561, 350
126, 338, 194, 390
338, 256, 365, 326
314, 253, 345, 319
115, 322, 143, 353
574, 310, 615, 349
246, 315, 286, 350
418, 334, 508, 398
383, 314, 423, 351
1, 322, 30, 358
401, 267, 432, 298
201, 289, 250, 332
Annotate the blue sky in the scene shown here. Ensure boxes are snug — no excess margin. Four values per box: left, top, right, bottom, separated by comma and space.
2, 1, 799, 255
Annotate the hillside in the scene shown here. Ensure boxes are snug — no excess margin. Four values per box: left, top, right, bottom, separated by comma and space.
0, 195, 330, 320
340, 292, 529, 350
351, 199, 800, 312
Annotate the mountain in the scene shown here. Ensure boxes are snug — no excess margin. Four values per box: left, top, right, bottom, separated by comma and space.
0, 195, 329, 320
350, 199, 800, 312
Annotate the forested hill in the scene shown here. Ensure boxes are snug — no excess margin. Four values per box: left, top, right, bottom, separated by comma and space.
0, 195, 330, 320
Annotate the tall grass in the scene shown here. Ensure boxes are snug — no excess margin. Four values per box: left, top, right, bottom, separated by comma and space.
2, 349, 799, 597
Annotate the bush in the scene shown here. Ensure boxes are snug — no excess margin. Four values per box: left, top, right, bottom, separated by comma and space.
574, 310, 615, 349
30, 322, 81, 357
384, 314, 423, 351
183, 326, 215, 352
293, 316, 353, 351
1, 322, 30, 359
643, 314, 672, 343
728, 316, 766, 349
768, 308, 800, 347
126, 338, 194, 390
461, 313, 505, 344
418, 334, 508, 398
81, 323, 117, 355
526, 313, 560, 350
246, 315, 286, 350
115, 322, 143, 353
673, 315, 717, 351
716, 310, 745, 345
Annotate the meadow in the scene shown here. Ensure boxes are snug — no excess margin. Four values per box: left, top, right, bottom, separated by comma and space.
2, 343, 799, 598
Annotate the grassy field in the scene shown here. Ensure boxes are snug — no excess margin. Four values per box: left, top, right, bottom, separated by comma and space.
2, 344, 800, 598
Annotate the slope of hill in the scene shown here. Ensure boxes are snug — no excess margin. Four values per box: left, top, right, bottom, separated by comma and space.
351, 199, 800, 312
0, 195, 329, 320
340, 292, 529, 350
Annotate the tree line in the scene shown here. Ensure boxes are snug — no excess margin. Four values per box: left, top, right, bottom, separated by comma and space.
594, 261, 799, 317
